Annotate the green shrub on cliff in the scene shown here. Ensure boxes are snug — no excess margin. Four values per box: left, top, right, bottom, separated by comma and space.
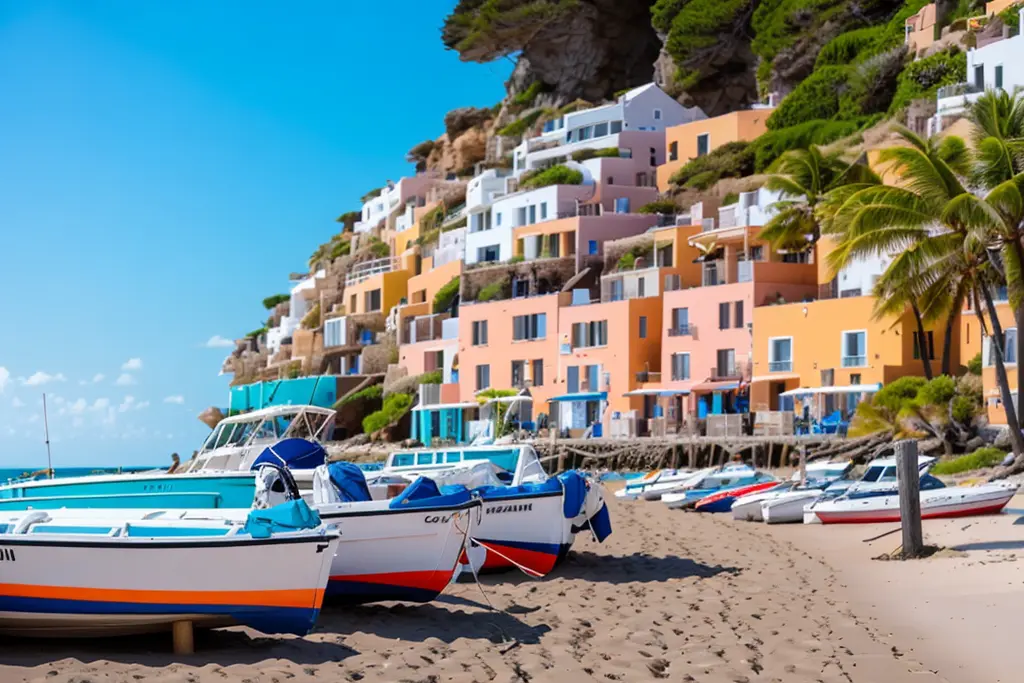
433, 276, 460, 313
362, 392, 412, 435
668, 140, 754, 189
752, 119, 863, 171
262, 294, 289, 310
656, 0, 750, 87
887, 48, 966, 114
815, 26, 885, 68
498, 109, 545, 137
519, 164, 583, 189
767, 66, 855, 129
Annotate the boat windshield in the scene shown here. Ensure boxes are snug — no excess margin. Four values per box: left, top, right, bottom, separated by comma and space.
861, 466, 885, 482
388, 447, 523, 474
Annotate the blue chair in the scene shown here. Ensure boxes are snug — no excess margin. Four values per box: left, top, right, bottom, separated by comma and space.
819, 410, 844, 434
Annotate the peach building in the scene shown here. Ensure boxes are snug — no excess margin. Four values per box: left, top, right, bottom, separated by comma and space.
905, 4, 937, 55
512, 214, 660, 269
660, 220, 817, 422
657, 109, 773, 191
962, 296, 1017, 425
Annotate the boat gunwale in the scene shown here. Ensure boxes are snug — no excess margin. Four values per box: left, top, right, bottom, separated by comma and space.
0, 530, 339, 549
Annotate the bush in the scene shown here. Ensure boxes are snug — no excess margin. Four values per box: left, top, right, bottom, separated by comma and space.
336, 210, 360, 231
519, 164, 584, 190
368, 238, 390, 258
668, 140, 754, 188
888, 48, 966, 115
722, 192, 739, 206
512, 80, 547, 108
330, 240, 351, 259
571, 147, 620, 162
477, 278, 507, 302
967, 352, 982, 375
618, 252, 636, 270
498, 110, 545, 138
301, 302, 321, 330
361, 187, 383, 203
767, 67, 855, 130
998, 3, 1022, 34
338, 384, 383, 406
262, 294, 289, 310
657, 0, 749, 85
509, 254, 525, 263
433, 276, 460, 313
874, 376, 928, 414
418, 370, 443, 385
752, 119, 863, 172
638, 200, 679, 214
362, 392, 413, 434
931, 447, 1007, 475
245, 327, 267, 339
815, 26, 885, 68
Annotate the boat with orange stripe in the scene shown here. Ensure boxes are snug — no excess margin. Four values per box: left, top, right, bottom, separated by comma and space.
0, 501, 339, 637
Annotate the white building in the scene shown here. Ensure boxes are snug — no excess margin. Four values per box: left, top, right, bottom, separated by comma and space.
353, 173, 454, 233
266, 270, 326, 355
931, 9, 1023, 133
432, 227, 467, 268
512, 83, 703, 175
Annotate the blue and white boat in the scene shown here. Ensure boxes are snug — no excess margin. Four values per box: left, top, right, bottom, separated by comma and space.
660, 464, 774, 510
0, 405, 336, 511
613, 468, 695, 501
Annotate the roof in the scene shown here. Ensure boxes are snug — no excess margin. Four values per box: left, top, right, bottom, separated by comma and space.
219, 404, 336, 424
691, 381, 739, 392
621, 83, 658, 102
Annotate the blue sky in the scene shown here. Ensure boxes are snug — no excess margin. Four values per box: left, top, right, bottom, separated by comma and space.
0, 1, 510, 467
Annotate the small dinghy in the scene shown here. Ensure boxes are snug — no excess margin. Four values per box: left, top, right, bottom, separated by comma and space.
662, 465, 772, 510
0, 500, 339, 637
694, 481, 780, 513
811, 481, 1020, 524
614, 469, 693, 501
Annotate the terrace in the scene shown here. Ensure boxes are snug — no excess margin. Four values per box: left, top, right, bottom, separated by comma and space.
345, 256, 398, 287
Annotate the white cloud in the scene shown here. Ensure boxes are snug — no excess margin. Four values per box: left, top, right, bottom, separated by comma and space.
28, 413, 39, 423
0, 367, 9, 393
93, 373, 105, 383
121, 358, 142, 371
118, 396, 136, 412
164, 395, 185, 404
115, 373, 135, 386
91, 398, 110, 411
72, 416, 84, 428
23, 371, 66, 386
204, 335, 235, 348
135, 400, 151, 410
68, 398, 88, 415
10, 397, 24, 408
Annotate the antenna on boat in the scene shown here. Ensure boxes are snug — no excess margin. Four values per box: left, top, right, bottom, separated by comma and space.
42, 393, 53, 479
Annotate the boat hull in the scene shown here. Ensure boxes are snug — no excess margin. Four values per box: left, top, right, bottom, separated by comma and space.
318, 501, 478, 604
695, 482, 779, 513
763, 491, 822, 524
0, 531, 338, 637
813, 485, 1017, 524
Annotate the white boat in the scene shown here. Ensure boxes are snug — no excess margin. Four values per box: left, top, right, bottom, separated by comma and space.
731, 461, 852, 522
810, 481, 1019, 524
802, 454, 940, 524
0, 502, 339, 637
661, 465, 770, 510
614, 469, 694, 501
762, 489, 829, 524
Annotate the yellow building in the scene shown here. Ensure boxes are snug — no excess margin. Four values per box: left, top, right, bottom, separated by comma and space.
961, 298, 1018, 425
657, 109, 773, 191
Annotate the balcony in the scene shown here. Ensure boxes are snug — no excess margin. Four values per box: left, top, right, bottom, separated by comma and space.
636, 370, 662, 383
710, 362, 750, 380
936, 82, 983, 116
667, 324, 696, 337
401, 313, 449, 345
345, 257, 397, 287
768, 360, 792, 372
737, 260, 753, 283
702, 261, 724, 286
841, 355, 867, 368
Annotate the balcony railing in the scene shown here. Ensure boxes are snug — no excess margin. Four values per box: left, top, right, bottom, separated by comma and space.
635, 371, 662, 383
719, 205, 739, 229
768, 360, 792, 372
737, 260, 753, 283
402, 314, 449, 345
710, 362, 750, 380
702, 262, 724, 286
667, 324, 696, 337
345, 257, 397, 286
841, 355, 867, 368
937, 82, 982, 100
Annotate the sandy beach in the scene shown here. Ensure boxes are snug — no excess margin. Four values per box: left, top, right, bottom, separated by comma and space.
3, 486, 1020, 683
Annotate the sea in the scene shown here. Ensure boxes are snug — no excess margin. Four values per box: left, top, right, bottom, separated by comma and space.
0, 466, 155, 484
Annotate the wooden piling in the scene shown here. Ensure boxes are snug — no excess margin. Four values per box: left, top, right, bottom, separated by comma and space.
895, 439, 923, 558
172, 620, 194, 655
798, 444, 807, 486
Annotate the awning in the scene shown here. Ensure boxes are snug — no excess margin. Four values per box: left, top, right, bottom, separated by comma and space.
411, 401, 480, 412
779, 382, 882, 398
547, 391, 608, 403
692, 381, 739, 392
623, 388, 691, 396
485, 395, 534, 404
750, 373, 800, 383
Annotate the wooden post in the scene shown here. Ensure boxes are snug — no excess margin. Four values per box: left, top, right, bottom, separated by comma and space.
172, 620, 194, 655
780, 442, 790, 470
671, 445, 680, 470
896, 439, 924, 558
798, 444, 807, 487
688, 443, 696, 469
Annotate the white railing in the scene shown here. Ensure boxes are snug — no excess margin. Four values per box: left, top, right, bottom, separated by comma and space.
345, 257, 397, 287
737, 260, 753, 283
719, 205, 739, 229
701, 217, 716, 232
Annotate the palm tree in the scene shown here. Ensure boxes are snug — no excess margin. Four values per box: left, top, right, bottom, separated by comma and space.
827, 126, 1024, 458
760, 145, 880, 253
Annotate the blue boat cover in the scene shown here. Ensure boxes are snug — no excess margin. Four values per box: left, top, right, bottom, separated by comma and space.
558, 471, 587, 519
588, 502, 613, 542
244, 499, 322, 539
389, 476, 472, 509
250, 438, 327, 471
328, 462, 373, 502
474, 478, 561, 501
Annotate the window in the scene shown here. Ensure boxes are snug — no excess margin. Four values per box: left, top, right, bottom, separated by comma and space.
364, 289, 382, 312
639, 316, 648, 339
650, 147, 656, 166
588, 239, 598, 255
586, 364, 600, 391
615, 197, 630, 213
594, 122, 609, 137
749, 245, 764, 261
540, 202, 548, 220
769, 337, 792, 372
912, 330, 935, 360
671, 307, 689, 334
513, 313, 547, 341
610, 280, 623, 301
653, 108, 662, 121
669, 141, 678, 162
567, 366, 580, 393
517, 207, 527, 225
511, 277, 529, 298
532, 359, 544, 387
495, 212, 502, 226
996, 64, 1004, 89
511, 360, 525, 388
475, 364, 490, 391
734, 301, 744, 328
974, 64, 984, 89
350, 293, 357, 312
478, 245, 500, 262
696, 133, 710, 157
324, 318, 344, 348
1007, 328, 1019, 364
610, 121, 623, 134
637, 277, 646, 298
671, 353, 690, 381
718, 302, 730, 330
716, 349, 736, 377
528, 205, 537, 225
842, 331, 867, 367
572, 320, 608, 348
472, 320, 488, 346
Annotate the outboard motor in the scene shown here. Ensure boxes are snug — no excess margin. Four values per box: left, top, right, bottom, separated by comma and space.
252, 464, 301, 509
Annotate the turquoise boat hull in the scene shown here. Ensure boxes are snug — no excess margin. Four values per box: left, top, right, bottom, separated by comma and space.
0, 473, 255, 510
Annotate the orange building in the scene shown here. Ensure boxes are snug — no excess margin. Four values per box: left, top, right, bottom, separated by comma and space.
657, 109, 773, 191
962, 297, 1017, 424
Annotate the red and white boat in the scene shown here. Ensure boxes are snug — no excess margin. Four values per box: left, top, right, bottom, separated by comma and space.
693, 481, 780, 513
811, 481, 1019, 524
